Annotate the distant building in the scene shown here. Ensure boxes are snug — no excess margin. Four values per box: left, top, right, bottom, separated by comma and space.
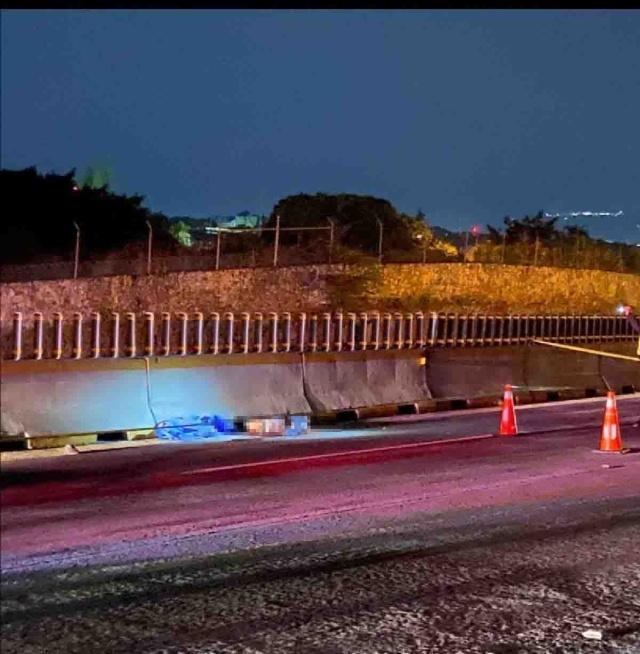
179, 211, 267, 246
212, 210, 266, 230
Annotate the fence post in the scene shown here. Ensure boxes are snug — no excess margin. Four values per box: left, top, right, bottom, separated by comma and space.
310, 313, 318, 352
215, 230, 222, 270
383, 313, 392, 350
415, 311, 425, 348
328, 218, 335, 264
372, 311, 381, 350
429, 312, 439, 347
91, 312, 101, 358
125, 312, 136, 357
241, 312, 251, 354
323, 313, 332, 352
394, 313, 404, 348
51, 312, 64, 359
143, 311, 155, 356
359, 312, 369, 350
146, 219, 153, 275
273, 215, 281, 268
269, 312, 278, 352
299, 312, 307, 353
253, 312, 262, 353
334, 312, 343, 351
451, 314, 460, 347
210, 312, 220, 354
111, 312, 120, 358
225, 312, 235, 354
193, 312, 204, 355
72, 312, 83, 359
347, 312, 357, 351
282, 312, 292, 352
177, 312, 188, 356
160, 312, 171, 355
405, 313, 414, 348
73, 222, 80, 279
33, 312, 44, 360
13, 312, 23, 361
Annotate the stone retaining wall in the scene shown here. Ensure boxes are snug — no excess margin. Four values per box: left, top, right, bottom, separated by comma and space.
2, 263, 638, 322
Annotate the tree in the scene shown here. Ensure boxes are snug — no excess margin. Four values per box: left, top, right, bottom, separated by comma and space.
0, 166, 179, 264
264, 193, 427, 254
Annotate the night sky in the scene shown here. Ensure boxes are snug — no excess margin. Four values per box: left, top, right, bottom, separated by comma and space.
2, 10, 639, 243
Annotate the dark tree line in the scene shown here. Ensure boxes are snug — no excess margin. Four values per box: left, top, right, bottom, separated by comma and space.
264, 193, 430, 255
0, 167, 178, 264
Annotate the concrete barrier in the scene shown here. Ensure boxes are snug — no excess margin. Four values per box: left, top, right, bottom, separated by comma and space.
2, 343, 635, 444
147, 353, 311, 422
0, 358, 155, 437
302, 350, 431, 412
425, 347, 528, 399
425, 342, 638, 401
524, 345, 605, 391
597, 344, 640, 392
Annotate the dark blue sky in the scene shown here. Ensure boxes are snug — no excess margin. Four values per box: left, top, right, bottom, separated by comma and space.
2, 10, 639, 242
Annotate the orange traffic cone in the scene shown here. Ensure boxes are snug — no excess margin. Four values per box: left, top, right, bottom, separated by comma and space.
498, 384, 518, 436
597, 391, 628, 453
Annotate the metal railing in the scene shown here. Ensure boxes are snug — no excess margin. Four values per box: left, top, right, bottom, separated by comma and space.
2, 311, 636, 361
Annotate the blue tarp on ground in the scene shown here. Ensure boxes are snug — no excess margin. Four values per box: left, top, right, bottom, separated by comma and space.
155, 415, 230, 441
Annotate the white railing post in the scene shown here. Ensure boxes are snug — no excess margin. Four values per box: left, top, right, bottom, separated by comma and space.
111, 312, 120, 358
33, 312, 44, 360
90, 311, 101, 358
383, 312, 392, 350
282, 312, 292, 352
334, 311, 343, 352
372, 311, 381, 350
359, 312, 369, 350
13, 312, 23, 361
253, 312, 263, 353
415, 311, 424, 348
269, 312, 278, 353
310, 314, 318, 352
177, 312, 188, 356
299, 312, 307, 353
429, 312, 439, 347
72, 312, 83, 359
347, 312, 357, 351
405, 313, 414, 348
160, 312, 171, 355
53, 312, 64, 360
394, 313, 404, 349
225, 312, 235, 354
194, 312, 204, 355
210, 312, 220, 354
323, 313, 332, 352
143, 312, 155, 356
241, 312, 251, 354
125, 312, 136, 357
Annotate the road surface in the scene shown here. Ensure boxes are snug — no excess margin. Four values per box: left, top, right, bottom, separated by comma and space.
1, 396, 640, 653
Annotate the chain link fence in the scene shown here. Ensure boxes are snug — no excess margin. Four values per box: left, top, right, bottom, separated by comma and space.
1, 221, 638, 283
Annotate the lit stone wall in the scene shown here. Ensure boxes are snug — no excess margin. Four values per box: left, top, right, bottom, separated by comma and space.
2, 263, 638, 323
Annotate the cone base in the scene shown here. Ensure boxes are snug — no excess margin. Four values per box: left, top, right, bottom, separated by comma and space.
592, 448, 630, 454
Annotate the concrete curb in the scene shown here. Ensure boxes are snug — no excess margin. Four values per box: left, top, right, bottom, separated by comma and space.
310, 385, 637, 426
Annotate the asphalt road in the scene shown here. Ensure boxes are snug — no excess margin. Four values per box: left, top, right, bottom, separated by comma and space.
1, 396, 640, 653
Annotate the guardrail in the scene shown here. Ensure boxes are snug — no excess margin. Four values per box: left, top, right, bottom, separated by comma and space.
2, 311, 636, 361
